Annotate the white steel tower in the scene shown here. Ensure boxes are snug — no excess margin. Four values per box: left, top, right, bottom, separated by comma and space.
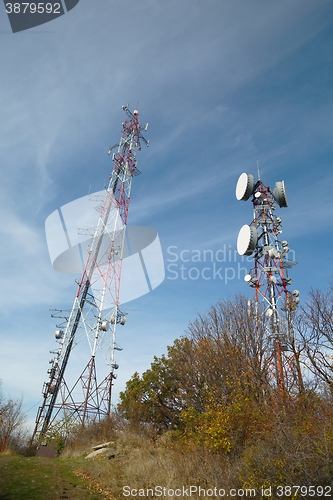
32, 105, 149, 443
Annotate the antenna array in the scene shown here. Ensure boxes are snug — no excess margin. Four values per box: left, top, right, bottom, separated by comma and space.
236, 172, 303, 396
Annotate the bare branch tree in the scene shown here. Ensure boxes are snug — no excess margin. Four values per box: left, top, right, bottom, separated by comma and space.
297, 286, 333, 395
0, 380, 27, 452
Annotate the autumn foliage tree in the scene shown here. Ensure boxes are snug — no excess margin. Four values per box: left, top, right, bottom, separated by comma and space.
118, 290, 333, 486
119, 296, 275, 439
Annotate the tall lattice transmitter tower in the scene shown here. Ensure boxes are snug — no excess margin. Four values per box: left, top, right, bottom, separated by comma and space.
32, 105, 149, 443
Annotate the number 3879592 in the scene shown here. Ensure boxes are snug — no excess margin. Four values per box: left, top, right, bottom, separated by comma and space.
5, 3, 61, 14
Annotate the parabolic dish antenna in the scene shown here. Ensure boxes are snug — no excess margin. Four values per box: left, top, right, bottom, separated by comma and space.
236, 173, 255, 201
273, 180, 288, 208
237, 224, 258, 256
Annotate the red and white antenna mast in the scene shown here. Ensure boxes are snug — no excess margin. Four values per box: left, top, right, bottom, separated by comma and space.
32, 105, 149, 443
236, 172, 303, 396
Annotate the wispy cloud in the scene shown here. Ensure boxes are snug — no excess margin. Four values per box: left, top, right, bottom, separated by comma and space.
1, 0, 333, 424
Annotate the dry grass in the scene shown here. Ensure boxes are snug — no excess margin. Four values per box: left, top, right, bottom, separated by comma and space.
63, 424, 239, 500
61, 417, 119, 458
60, 409, 333, 499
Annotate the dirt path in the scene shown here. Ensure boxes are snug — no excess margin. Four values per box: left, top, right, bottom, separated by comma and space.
0, 454, 107, 500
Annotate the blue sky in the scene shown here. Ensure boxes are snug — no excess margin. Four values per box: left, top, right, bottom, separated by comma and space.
1, 0, 333, 430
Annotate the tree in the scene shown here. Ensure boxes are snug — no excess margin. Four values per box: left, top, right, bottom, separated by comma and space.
117, 290, 333, 486
0, 380, 27, 452
295, 285, 333, 395
185, 296, 272, 403
118, 295, 275, 436
118, 352, 183, 430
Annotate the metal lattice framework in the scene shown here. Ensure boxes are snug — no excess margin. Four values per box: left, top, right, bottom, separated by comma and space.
32, 105, 149, 443
236, 172, 303, 396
